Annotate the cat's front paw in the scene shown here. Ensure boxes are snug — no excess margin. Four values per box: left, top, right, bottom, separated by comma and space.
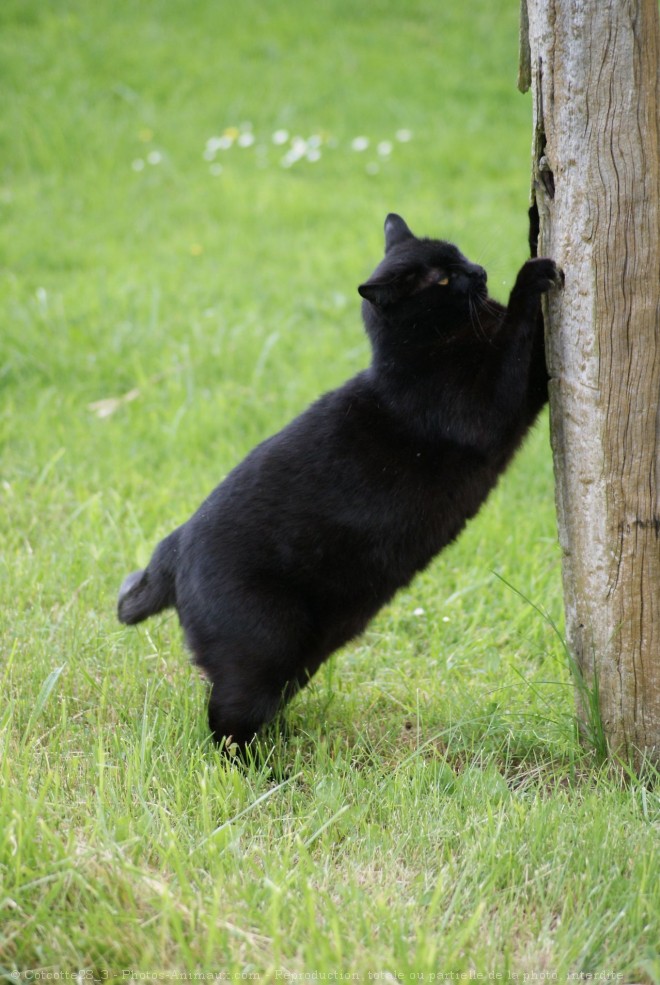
515, 257, 565, 294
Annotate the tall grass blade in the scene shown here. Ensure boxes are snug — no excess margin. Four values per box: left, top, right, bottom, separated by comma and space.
21, 664, 66, 744
493, 572, 608, 762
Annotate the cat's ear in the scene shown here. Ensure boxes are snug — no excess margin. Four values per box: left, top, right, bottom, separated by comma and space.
384, 213, 414, 253
358, 270, 417, 306
358, 276, 400, 306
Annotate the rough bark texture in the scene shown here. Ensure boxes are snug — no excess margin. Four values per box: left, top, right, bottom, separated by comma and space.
522, 0, 660, 766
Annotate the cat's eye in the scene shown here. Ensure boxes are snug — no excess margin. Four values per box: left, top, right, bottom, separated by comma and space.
437, 276, 450, 286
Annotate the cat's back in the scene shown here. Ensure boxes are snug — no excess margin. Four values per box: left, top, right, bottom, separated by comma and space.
182, 369, 391, 528
181, 363, 493, 562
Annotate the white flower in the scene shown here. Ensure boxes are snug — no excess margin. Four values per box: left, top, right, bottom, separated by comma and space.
377, 141, 393, 157
147, 151, 162, 165
306, 149, 321, 162
204, 135, 234, 158
395, 128, 413, 142
207, 135, 234, 151
272, 129, 289, 145
237, 132, 255, 148
413, 607, 425, 617
351, 136, 369, 151
281, 137, 309, 168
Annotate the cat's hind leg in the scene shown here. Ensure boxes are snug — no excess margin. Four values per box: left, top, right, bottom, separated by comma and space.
206, 662, 287, 750
192, 642, 297, 751
182, 583, 317, 750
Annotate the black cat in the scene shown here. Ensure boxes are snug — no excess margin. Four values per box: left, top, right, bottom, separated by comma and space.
118, 213, 562, 749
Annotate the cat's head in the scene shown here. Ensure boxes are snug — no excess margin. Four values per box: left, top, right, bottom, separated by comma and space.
358, 214, 488, 314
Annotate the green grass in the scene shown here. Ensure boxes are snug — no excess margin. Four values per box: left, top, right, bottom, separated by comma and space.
1, 0, 659, 978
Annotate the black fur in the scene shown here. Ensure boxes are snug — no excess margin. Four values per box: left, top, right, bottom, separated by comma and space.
118, 213, 562, 749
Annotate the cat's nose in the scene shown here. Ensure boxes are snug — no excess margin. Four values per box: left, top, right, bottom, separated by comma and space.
469, 264, 487, 285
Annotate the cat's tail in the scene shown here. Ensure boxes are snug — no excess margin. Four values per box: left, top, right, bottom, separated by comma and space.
117, 529, 180, 625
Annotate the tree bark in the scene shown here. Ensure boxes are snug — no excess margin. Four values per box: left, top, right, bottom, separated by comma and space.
521, 0, 660, 767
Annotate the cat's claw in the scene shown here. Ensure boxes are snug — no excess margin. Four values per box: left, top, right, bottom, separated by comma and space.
546, 260, 565, 289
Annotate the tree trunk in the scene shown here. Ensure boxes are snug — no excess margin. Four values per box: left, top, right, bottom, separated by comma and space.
521, 0, 660, 767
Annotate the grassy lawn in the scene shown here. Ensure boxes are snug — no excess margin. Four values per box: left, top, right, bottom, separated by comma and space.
1, 0, 659, 978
